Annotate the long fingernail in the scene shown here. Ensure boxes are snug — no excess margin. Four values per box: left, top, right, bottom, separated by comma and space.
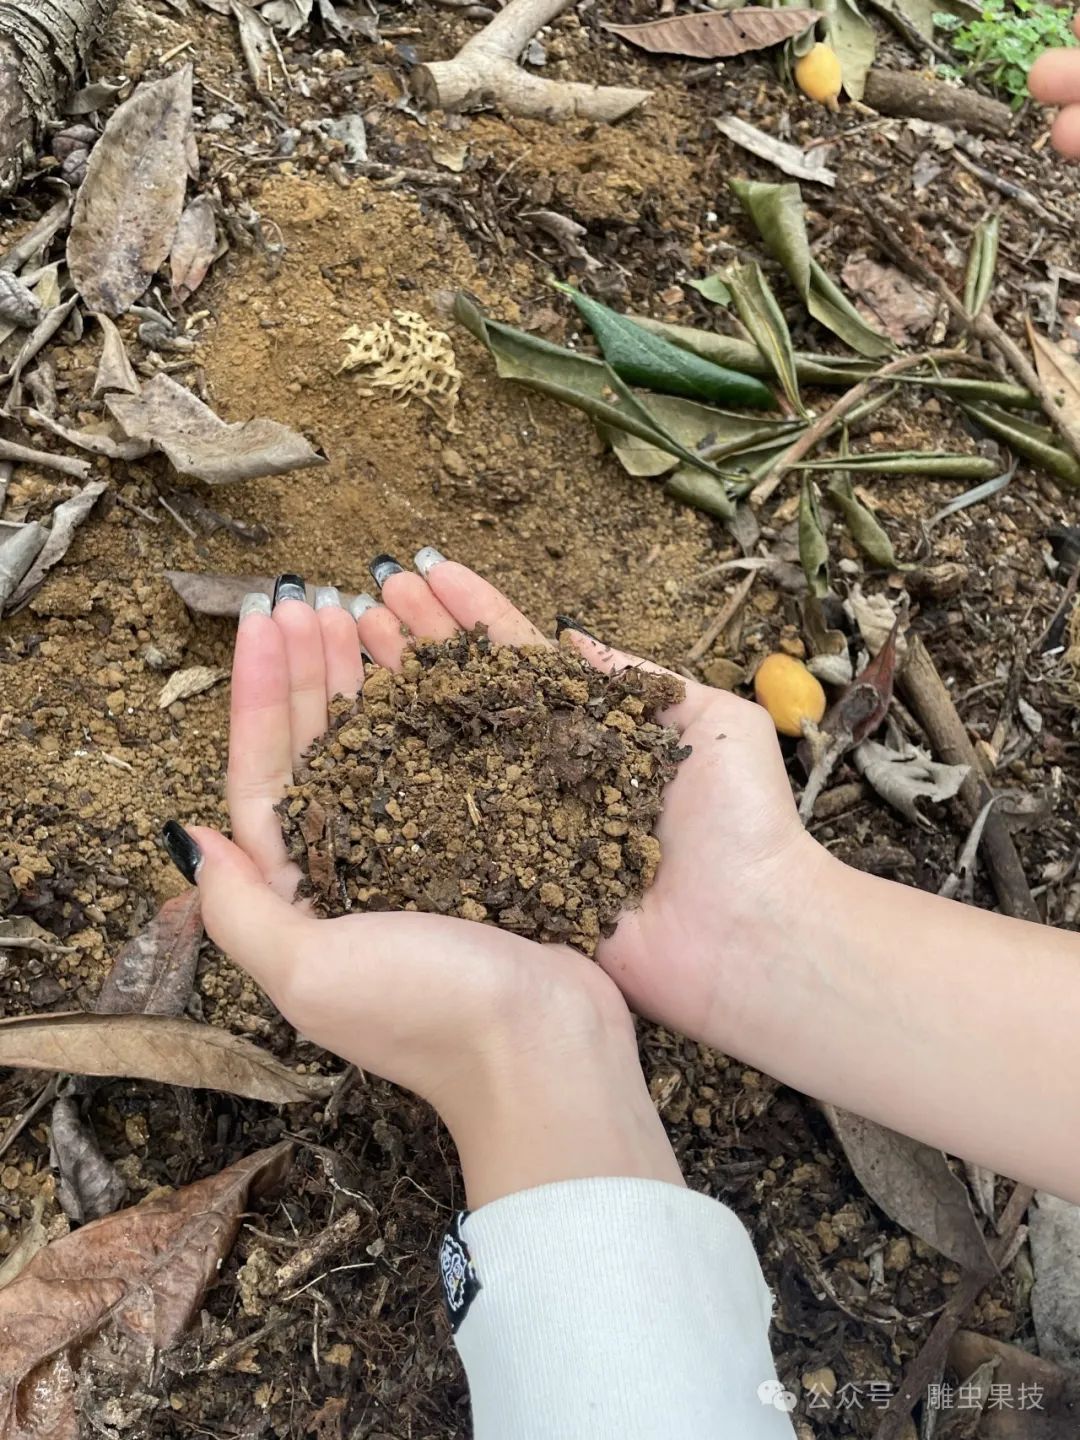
239, 592, 272, 620
314, 586, 341, 610
273, 573, 307, 606
414, 546, 446, 577
555, 615, 600, 641
349, 592, 378, 619
162, 821, 202, 884
369, 554, 403, 588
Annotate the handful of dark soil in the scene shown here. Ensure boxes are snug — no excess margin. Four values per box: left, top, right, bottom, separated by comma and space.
277, 631, 687, 955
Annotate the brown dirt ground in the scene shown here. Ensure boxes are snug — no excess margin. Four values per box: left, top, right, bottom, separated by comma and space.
2, 0, 1080, 1435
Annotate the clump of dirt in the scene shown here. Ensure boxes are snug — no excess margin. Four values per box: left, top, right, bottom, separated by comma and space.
277, 632, 686, 954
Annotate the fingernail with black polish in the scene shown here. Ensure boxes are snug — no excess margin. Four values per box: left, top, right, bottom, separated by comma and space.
273, 573, 307, 606
162, 821, 202, 884
555, 615, 600, 641
239, 592, 272, 621
314, 586, 341, 610
349, 592, 378, 619
369, 554, 403, 588
414, 547, 446, 577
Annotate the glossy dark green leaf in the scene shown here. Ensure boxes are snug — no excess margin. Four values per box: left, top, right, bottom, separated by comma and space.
725, 261, 807, 416
799, 477, 830, 597
454, 292, 740, 482
553, 281, 775, 409
730, 179, 893, 358
825, 474, 900, 568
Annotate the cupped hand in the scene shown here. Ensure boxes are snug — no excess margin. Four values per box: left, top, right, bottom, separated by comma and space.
1029, 12, 1080, 157
177, 569, 682, 1206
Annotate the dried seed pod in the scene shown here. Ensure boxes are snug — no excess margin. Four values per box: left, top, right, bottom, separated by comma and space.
0, 269, 42, 328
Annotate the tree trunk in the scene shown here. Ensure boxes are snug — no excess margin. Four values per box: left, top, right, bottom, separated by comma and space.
0, 0, 116, 195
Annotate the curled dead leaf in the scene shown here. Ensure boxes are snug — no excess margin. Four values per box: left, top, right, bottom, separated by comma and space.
853, 738, 968, 826
0, 1013, 334, 1104
157, 665, 227, 709
7, 481, 109, 610
604, 6, 819, 57
170, 193, 222, 302
95, 890, 203, 1018
107, 373, 326, 483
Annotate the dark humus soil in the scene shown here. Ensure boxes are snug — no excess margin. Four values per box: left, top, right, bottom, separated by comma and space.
277, 631, 686, 954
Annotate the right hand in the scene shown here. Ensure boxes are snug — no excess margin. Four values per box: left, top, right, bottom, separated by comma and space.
1029, 12, 1080, 157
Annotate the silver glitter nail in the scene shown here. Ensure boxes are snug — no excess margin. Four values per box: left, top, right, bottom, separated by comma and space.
349, 592, 378, 619
273, 580, 307, 606
239, 592, 272, 620
413, 547, 447, 576
314, 586, 342, 610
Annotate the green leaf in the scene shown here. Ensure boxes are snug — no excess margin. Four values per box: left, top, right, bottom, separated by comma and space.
963, 214, 1000, 319
730, 180, 893, 358
688, 274, 733, 306
819, 0, 877, 99
601, 396, 800, 477
959, 400, 1080, 488
724, 261, 807, 416
825, 474, 900, 567
795, 451, 1002, 478
632, 313, 875, 383
552, 282, 775, 409
799, 477, 830, 596
454, 292, 748, 483
664, 465, 737, 521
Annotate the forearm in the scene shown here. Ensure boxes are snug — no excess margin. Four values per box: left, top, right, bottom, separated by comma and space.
726, 848, 1080, 1202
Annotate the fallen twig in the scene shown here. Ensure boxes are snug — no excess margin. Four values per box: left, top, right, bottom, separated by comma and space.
0, 436, 92, 479
0, 1075, 59, 1161
900, 636, 1040, 922
686, 570, 756, 665
413, 0, 650, 121
872, 1181, 1034, 1440
750, 350, 969, 507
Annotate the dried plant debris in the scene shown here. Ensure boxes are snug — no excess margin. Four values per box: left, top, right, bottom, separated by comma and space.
604, 6, 818, 58
1030, 1192, 1080, 1366
278, 632, 686, 956
339, 310, 462, 423
91, 313, 140, 397
107, 373, 325, 483
49, 1094, 127, 1225
95, 890, 203, 1018
157, 665, 228, 708
5, 480, 108, 611
0, 1143, 292, 1439
67, 67, 194, 317
0, 1013, 333, 1104
170, 194, 222, 302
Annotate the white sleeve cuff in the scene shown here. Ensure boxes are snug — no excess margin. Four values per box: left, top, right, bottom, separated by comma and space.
442, 1176, 796, 1440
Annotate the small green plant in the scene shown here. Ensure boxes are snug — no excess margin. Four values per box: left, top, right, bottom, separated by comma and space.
935, 0, 1076, 106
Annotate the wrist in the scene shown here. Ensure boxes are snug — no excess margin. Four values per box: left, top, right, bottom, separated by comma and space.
433, 970, 684, 1209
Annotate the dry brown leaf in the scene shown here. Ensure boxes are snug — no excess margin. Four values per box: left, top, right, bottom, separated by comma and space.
170, 194, 221, 303
0, 1142, 292, 1439
107, 373, 326, 483
67, 67, 194, 317
8, 481, 109, 609
604, 6, 818, 57
49, 1095, 127, 1224
231, 0, 287, 93
164, 569, 363, 616
840, 256, 935, 345
91, 313, 140, 397
949, 1331, 1080, 1438
826, 1106, 995, 1273
0, 1013, 333, 1104
0, 522, 47, 609
853, 738, 968, 826
157, 665, 227, 709
1027, 317, 1080, 432
95, 890, 203, 1018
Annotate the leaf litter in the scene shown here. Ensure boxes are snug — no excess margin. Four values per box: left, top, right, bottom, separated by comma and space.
0, 1142, 293, 1440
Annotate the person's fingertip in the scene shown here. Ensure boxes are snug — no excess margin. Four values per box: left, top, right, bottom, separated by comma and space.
162, 820, 202, 884
239, 591, 272, 622
1052, 102, 1080, 157
414, 546, 447, 576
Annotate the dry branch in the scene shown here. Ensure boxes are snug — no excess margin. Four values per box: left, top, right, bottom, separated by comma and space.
413, 0, 650, 122
863, 68, 1012, 136
0, 0, 116, 195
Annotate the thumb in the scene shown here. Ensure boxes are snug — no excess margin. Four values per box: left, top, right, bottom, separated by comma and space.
166, 823, 302, 993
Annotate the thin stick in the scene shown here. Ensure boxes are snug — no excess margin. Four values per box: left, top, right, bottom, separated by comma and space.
0, 1076, 58, 1161
0, 436, 92, 479
750, 350, 969, 507
686, 571, 756, 665
873, 1181, 1034, 1440
157, 495, 197, 538
900, 636, 1039, 922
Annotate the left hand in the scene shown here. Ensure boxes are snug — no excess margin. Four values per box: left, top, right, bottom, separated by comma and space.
1029, 12, 1080, 156
172, 568, 682, 1208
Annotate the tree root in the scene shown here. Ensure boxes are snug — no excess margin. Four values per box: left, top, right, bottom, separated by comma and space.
413, 0, 649, 122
